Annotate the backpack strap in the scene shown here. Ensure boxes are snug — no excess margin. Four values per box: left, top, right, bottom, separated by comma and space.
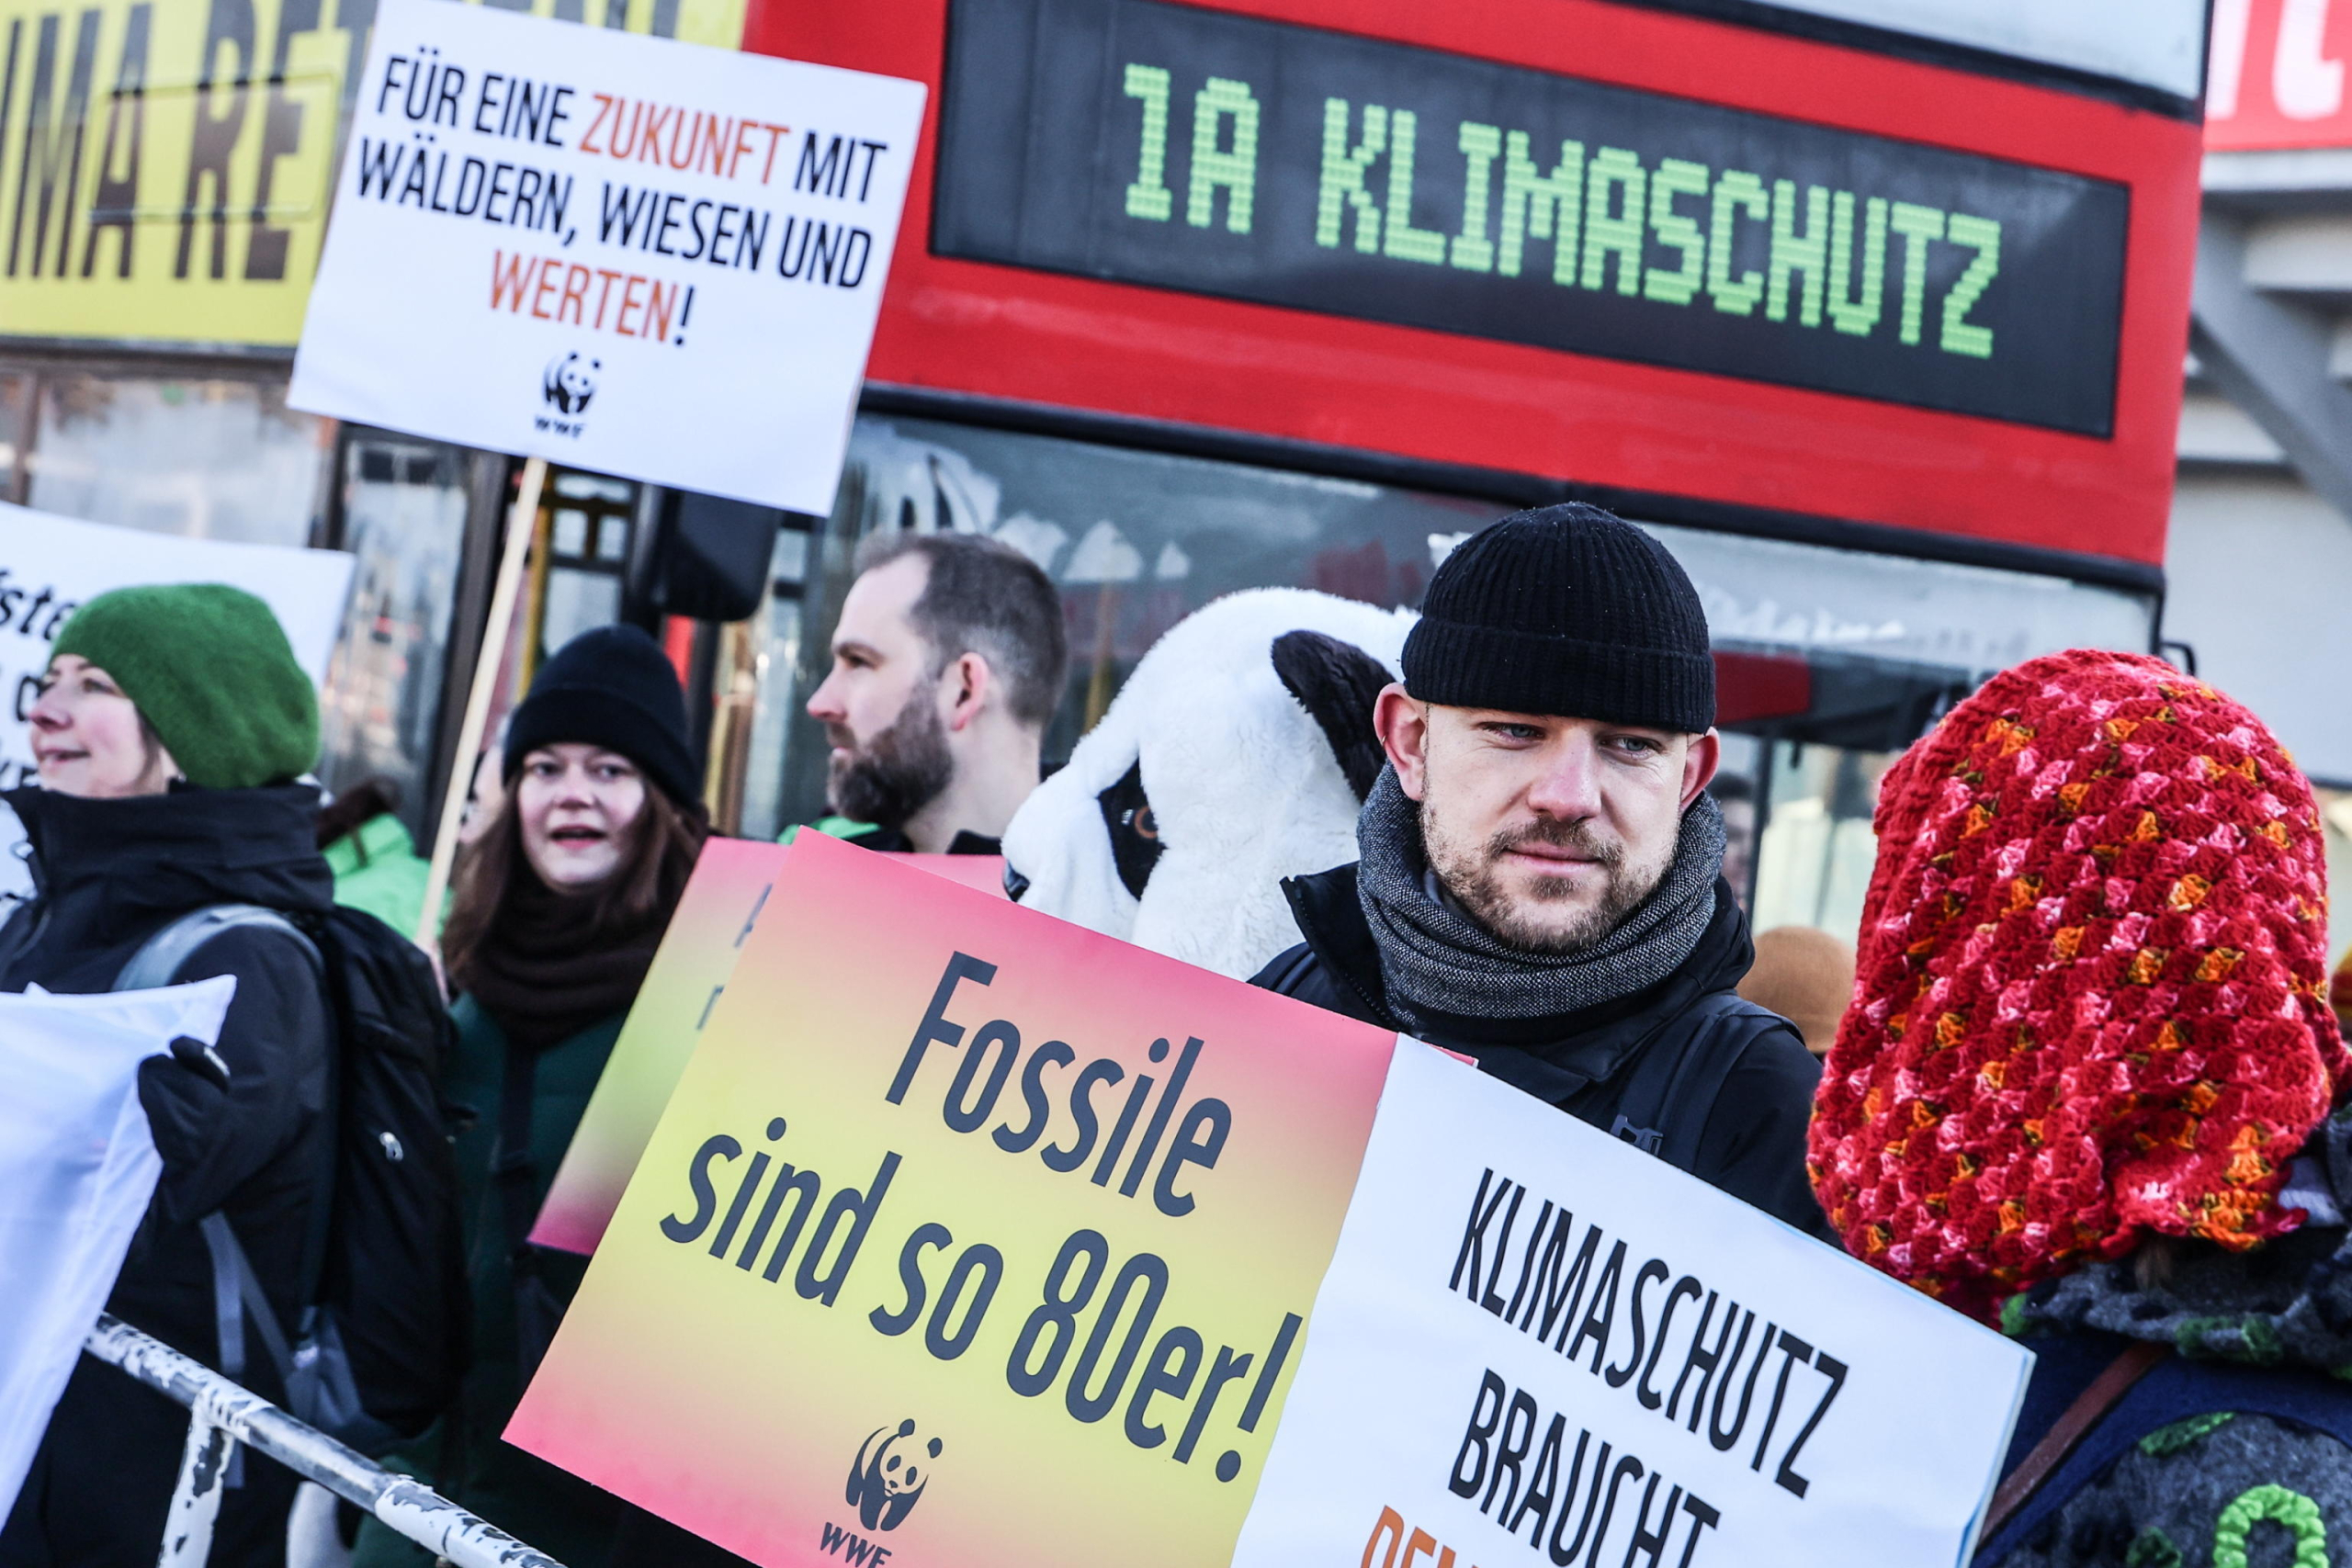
115, 905, 318, 993
1979, 1341, 2168, 1546
197, 1211, 299, 1382
1607, 990, 1772, 1171
117, 905, 328, 1455
1974, 1348, 2352, 1562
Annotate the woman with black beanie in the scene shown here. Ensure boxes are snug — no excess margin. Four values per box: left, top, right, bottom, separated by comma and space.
354, 625, 706, 1568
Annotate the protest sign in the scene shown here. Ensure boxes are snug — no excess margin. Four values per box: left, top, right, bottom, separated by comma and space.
511, 835, 2030, 1567
287, 0, 927, 513
0, 0, 749, 349
1230, 1043, 2032, 1568
900, 854, 1010, 900
0, 978, 239, 1517
534, 838, 790, 1255
509, 830, 1397, 1564
0, 502, 356, 898
534, 842, 1009, 1256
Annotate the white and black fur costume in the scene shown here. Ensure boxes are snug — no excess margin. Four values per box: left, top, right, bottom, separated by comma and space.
1001, 588, 1413, 979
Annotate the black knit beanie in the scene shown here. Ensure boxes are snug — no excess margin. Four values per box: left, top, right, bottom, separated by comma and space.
1402, 503, 1715, 732
505, 625, 703, 811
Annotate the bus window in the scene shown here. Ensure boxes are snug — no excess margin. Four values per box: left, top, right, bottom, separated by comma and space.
737, 410, 2159, 953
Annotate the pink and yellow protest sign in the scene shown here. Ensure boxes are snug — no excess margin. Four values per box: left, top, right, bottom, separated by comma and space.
533, 843, 1015, 1256
531, 839, 789, 1256
508, 829, 1397, 1565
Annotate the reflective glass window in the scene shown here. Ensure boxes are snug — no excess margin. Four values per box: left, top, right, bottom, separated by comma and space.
318, 434, 470, 834
738, 413, 2159, 951
26, 373, 330, 547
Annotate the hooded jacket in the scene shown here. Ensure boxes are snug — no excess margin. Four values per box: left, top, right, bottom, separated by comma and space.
0, 784, 334, 1568
1978, 1101, 2352, 1566
1251, 865, 1831, 1240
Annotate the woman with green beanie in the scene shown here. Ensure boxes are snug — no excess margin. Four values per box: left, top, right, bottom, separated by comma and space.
0, 584, 336, 1568
354, 625, 707, 1568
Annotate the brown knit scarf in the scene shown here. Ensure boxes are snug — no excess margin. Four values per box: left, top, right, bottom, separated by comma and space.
463, 870, 668, 1052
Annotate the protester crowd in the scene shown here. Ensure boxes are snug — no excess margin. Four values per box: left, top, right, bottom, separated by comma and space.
5, 504, 2348, 1568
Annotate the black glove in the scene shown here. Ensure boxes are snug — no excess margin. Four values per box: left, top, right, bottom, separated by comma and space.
136, 1035, 232, 1179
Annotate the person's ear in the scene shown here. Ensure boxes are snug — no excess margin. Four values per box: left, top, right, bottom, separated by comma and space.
1373, 684, 1431, 801
1680, 728, 1722, 811
944, 651, 991, 732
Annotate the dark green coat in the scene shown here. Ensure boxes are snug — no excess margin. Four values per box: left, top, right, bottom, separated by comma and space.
354, 997, 627, 1568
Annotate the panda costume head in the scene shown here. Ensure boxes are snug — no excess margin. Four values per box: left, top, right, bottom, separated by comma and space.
1001, 588, 1413, 979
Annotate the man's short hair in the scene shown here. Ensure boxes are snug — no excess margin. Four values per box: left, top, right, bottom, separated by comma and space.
855, 532, 1069, 728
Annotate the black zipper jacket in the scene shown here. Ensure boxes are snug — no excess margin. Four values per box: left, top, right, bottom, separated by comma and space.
1250, 863, 1834, 1241
0, 783, 335, 1568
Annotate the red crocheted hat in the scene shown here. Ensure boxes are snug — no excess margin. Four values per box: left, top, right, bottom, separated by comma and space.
1808, 649, 2348, 1323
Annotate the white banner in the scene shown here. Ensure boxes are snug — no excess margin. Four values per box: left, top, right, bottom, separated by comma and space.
0, 502, 356, 897
1233, 1042, 2032, 1568
289, 0, 927, 513
0, 977, 239, 1517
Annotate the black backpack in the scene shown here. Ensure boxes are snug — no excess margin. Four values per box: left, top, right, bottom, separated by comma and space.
116, 902, 470, 1454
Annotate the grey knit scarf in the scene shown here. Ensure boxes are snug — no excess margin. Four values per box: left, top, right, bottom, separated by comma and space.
1355, 767, 1726, 1029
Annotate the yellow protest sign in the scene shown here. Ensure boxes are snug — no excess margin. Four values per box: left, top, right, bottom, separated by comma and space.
508, 831, 1401, 1566
0, 0, 744, 346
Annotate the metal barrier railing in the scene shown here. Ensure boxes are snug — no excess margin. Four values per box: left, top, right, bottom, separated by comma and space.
82, 1314, 565, 1568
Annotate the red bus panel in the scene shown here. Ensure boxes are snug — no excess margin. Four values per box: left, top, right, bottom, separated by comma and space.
745, 0, 2199, 568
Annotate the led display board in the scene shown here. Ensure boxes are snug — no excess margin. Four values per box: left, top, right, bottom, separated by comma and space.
934, 0, 2132, 434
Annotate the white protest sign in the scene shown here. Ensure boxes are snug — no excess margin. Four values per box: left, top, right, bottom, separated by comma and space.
288, 0, 927, 513
1233, 1042, 2032, 1568
0, 977, 238, 1517
0, 503, 355, 898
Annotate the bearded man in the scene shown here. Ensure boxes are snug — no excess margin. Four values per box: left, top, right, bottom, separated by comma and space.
1253, 503, 1829, 1237
803, 532, 1068, 855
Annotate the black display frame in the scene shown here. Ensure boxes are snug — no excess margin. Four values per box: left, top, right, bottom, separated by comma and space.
933, 0, 2134, 436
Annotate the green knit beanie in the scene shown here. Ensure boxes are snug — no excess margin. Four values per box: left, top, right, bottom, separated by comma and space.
51, 584, 319, 790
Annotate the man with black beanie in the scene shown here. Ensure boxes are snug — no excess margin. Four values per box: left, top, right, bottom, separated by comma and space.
1253, 503, 1830, 1239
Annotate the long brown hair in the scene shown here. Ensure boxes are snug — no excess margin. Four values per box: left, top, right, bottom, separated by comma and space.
441, 771, 707, 993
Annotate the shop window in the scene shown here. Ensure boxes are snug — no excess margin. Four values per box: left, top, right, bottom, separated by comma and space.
0, 373, 30, 503
25, 372, 329, 547
317, 434, 471, 838
1750, 742, 1897, 944
535, 470, 638, 672
2319, 791, 2352, 984
735, 525, 813, 840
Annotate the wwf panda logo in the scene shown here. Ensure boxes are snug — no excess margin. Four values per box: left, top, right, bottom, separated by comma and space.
542, 352, 599, 415
845, 1418, 940, 1531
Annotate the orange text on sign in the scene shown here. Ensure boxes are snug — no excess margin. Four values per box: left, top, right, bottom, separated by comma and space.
578, 94, 794, 184
490, 250, 693, 344
1363, 1507, 1481, 1568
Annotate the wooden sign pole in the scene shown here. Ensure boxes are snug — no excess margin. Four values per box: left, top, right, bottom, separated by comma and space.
414, 455, 548, 947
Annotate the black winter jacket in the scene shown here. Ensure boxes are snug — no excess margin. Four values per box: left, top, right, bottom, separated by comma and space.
0, 784, 335, 1568
1251, 864, 1832, 1241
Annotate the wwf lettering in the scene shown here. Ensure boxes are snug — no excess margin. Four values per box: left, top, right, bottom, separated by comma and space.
816, 1522, 893, 1566
1450, 1168, 1848, 1502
